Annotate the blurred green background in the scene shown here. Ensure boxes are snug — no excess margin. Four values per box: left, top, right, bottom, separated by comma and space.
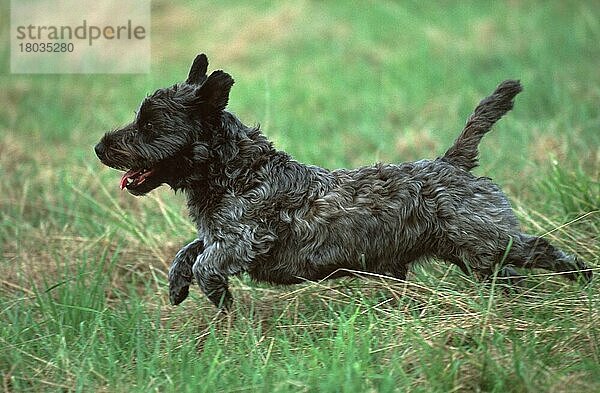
1, 1, 599, 392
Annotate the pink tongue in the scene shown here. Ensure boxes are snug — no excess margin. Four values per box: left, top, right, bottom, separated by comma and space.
120, 169, 142, 190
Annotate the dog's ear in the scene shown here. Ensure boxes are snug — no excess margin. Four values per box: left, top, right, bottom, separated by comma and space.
186, 54, 209, 85
195, 70, 235, 111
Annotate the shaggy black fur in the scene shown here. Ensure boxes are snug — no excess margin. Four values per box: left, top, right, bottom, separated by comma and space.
95, 53, 592, 310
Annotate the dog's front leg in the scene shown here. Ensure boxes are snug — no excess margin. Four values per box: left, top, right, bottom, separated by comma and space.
168, 238, 204, 305
192, 242, 248, 310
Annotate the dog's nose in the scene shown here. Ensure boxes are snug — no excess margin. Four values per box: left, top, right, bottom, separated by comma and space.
94, 142, 106, 159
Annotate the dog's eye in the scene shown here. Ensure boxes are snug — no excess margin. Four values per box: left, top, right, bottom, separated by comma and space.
143, 122, 153, 132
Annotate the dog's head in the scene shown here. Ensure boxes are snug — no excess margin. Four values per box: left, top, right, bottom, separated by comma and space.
94, 54, 234, 195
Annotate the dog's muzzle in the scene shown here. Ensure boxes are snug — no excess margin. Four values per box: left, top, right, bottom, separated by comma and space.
94, 141, 107, 161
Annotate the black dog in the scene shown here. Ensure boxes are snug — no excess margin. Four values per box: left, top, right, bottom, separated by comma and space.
95, 54, 592, 309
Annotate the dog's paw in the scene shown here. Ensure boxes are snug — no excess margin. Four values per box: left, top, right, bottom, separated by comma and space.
496, 266, 526, 290
573, 257, 593, 284
559, 256, 593, 284
168, 257, 195, 306
208, 288, 233, 311
169, 281, 190, 305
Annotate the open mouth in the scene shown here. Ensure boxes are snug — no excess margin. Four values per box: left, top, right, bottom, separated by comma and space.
119, 168, 156, 190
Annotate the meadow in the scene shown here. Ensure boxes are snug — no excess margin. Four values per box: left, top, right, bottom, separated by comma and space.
1, 1, 599, 391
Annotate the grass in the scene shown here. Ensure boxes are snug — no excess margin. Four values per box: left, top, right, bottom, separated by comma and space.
1, 0, 599, 391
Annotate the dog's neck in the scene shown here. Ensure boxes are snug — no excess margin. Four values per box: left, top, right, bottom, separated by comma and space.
183, 112, 279, 223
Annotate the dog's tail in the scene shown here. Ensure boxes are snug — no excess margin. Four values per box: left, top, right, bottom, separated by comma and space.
442, 80, 522, 171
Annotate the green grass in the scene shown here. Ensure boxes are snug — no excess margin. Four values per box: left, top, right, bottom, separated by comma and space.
1, 1, 599, 391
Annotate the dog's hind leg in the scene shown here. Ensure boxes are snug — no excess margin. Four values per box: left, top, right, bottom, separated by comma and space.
505, 234, 592, 282
168, 239, 204, 305
440, 251, 525, 287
